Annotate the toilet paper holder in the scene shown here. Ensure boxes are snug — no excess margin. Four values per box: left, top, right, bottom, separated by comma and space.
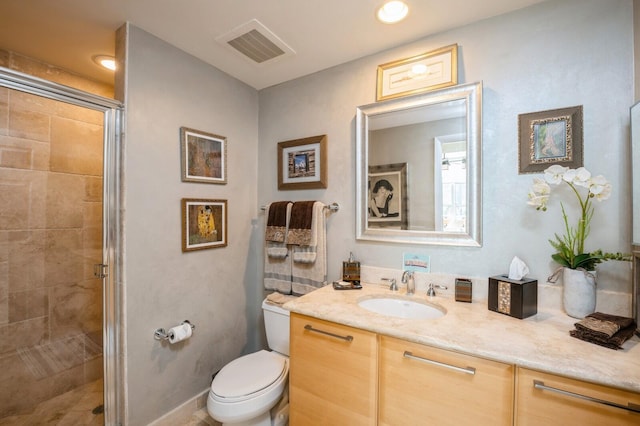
154, 320, 195, 341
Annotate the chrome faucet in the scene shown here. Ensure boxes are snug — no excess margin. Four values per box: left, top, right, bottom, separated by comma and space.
427, 283, 448, 297
381, 277, 398, 292
402, 271, 415, 295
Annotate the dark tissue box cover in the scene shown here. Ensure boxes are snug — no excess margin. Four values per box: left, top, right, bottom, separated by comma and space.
488, 275, 537, 319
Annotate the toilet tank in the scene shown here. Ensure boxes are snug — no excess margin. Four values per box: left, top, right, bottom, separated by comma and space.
262, 299, 291, 356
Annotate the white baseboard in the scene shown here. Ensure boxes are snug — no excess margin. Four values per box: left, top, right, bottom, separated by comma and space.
148, 388, 210, 426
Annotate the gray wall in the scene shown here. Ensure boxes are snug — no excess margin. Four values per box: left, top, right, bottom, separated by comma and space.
121, 24, 260, 425
258, 0, 633, 303
636, 0, 640, 102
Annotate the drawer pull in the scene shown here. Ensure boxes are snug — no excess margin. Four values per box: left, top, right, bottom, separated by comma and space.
304, 324, 354, 342
533, 380, 640, 414
403, 351, 476, 375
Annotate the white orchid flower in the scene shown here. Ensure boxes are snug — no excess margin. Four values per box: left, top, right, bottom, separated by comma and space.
544, 165, 568, 185
527, 192, 549, 210
531, 177, 550, 195
527, 178, 550, 210
591, 177, 612, 201
571, 167, 591, 187
589, 175, 609, 193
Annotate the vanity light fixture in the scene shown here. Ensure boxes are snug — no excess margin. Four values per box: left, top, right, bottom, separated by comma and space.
377, 1, 409, 24
92, 55, 116, 71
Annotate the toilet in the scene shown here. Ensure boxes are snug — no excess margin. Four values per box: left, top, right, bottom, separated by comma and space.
207, 299, 290, 426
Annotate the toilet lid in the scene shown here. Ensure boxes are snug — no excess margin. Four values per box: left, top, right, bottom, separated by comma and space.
212, 350, 286, 399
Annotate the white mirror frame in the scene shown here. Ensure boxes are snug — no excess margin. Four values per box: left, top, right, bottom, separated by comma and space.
356, 81, 482, 246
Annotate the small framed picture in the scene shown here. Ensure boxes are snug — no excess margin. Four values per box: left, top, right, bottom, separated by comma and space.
180, 127, 227, 184
182, 198, 227, 252
518, 105, 583, 174
368, 163, 408, 229
376, 44, 458, 101
277, 135, 327, 190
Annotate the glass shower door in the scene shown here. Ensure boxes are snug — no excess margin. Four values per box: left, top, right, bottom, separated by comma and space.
0, 85, 105, 424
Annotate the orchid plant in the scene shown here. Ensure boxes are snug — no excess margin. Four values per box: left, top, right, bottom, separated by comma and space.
527, 165, 629, 271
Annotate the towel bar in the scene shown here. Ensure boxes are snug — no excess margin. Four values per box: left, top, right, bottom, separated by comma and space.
260, 202, 339, 212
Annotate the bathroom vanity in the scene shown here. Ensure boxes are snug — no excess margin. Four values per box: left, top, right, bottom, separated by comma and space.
285, 283, 640, 425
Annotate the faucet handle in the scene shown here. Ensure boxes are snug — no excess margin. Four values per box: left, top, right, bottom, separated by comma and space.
427, 283, 448, 297
381, 277, 398, 292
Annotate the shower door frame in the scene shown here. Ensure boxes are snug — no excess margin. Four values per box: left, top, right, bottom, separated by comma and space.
0, 67, 124, 426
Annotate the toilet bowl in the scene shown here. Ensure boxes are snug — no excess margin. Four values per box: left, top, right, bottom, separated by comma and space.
207, 299, 290, 426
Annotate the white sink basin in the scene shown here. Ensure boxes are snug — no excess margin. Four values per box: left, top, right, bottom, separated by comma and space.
357, 297, 445, 320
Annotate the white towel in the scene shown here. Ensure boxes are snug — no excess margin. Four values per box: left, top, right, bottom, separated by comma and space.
292, 202, 327, 295
264, 246, 292, 294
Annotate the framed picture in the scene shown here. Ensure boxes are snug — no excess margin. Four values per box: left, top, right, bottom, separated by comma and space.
376, 44, 458, 101
277, 135, 327, 190
182, 198, 227, 252
180, 127, 227, 184
518, 105, 583, 174
368, 163, 408, 229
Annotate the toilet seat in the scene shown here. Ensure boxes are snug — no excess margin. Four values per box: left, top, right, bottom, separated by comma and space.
211, 350, 287, 403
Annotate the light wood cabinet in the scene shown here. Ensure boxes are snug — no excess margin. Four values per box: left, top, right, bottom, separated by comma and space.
516, 367, 640, 425
378, 335, 514, 426
289, 313, 640, 425
289, 313, 378, 425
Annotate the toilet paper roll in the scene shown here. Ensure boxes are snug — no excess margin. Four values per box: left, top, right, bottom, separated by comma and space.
168, 323, 192, 344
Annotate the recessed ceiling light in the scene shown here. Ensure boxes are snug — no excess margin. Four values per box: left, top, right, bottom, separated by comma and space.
377, 1, 409, 24
92, 55, 116, 71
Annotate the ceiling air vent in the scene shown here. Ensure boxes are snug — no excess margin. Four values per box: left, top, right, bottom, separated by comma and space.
216, 19, 295, 65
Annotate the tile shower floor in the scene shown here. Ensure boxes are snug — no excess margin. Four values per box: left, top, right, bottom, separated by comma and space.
0, 379, 219, 426
0, 379, 103, 425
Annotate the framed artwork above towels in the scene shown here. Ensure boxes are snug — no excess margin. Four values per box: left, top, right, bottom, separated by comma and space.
180, 127, 227, 184
277, 135, 327, 190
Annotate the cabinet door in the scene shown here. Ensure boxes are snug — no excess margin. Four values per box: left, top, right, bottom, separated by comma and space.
289, 313, 377, 426
379, 335, 514, 426
516, 367, 640, 425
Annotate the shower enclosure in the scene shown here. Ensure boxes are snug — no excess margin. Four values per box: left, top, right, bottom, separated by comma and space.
0, 68, 122, 425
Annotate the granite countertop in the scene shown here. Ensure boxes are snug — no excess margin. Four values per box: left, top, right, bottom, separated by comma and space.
283, 282, 640, 393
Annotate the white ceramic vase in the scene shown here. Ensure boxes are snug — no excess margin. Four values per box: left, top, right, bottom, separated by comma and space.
562, 267, 597, 319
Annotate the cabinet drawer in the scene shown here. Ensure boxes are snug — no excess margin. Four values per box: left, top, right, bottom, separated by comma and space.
379, 335, 514, 426
516, 367, 640, 426
289, 313, 377, 426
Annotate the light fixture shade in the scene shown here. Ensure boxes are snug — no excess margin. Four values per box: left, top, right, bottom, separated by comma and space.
377, 1, 409, 24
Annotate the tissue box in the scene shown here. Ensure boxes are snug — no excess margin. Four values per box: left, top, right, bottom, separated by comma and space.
488, 275, 537, 319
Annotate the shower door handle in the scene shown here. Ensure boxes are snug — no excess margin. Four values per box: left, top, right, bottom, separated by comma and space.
94, 264, 109, 279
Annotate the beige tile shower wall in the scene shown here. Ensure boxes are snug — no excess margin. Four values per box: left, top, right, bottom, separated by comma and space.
0, 51, 109, 417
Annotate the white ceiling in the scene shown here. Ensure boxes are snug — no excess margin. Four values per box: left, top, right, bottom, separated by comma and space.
0, 0, 547, 90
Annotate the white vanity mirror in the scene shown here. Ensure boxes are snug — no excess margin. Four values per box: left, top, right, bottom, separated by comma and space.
355, 81, 482, 246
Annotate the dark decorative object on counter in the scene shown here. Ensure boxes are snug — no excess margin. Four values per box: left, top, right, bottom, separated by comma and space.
569, 312, 637, 350
342, 252, 361, 284
455, 278, 472, 303
488, 275, 537, 319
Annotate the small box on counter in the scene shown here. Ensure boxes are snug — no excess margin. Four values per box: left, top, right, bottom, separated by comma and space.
455, 278, 472, 303
488, 275, 537, 319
